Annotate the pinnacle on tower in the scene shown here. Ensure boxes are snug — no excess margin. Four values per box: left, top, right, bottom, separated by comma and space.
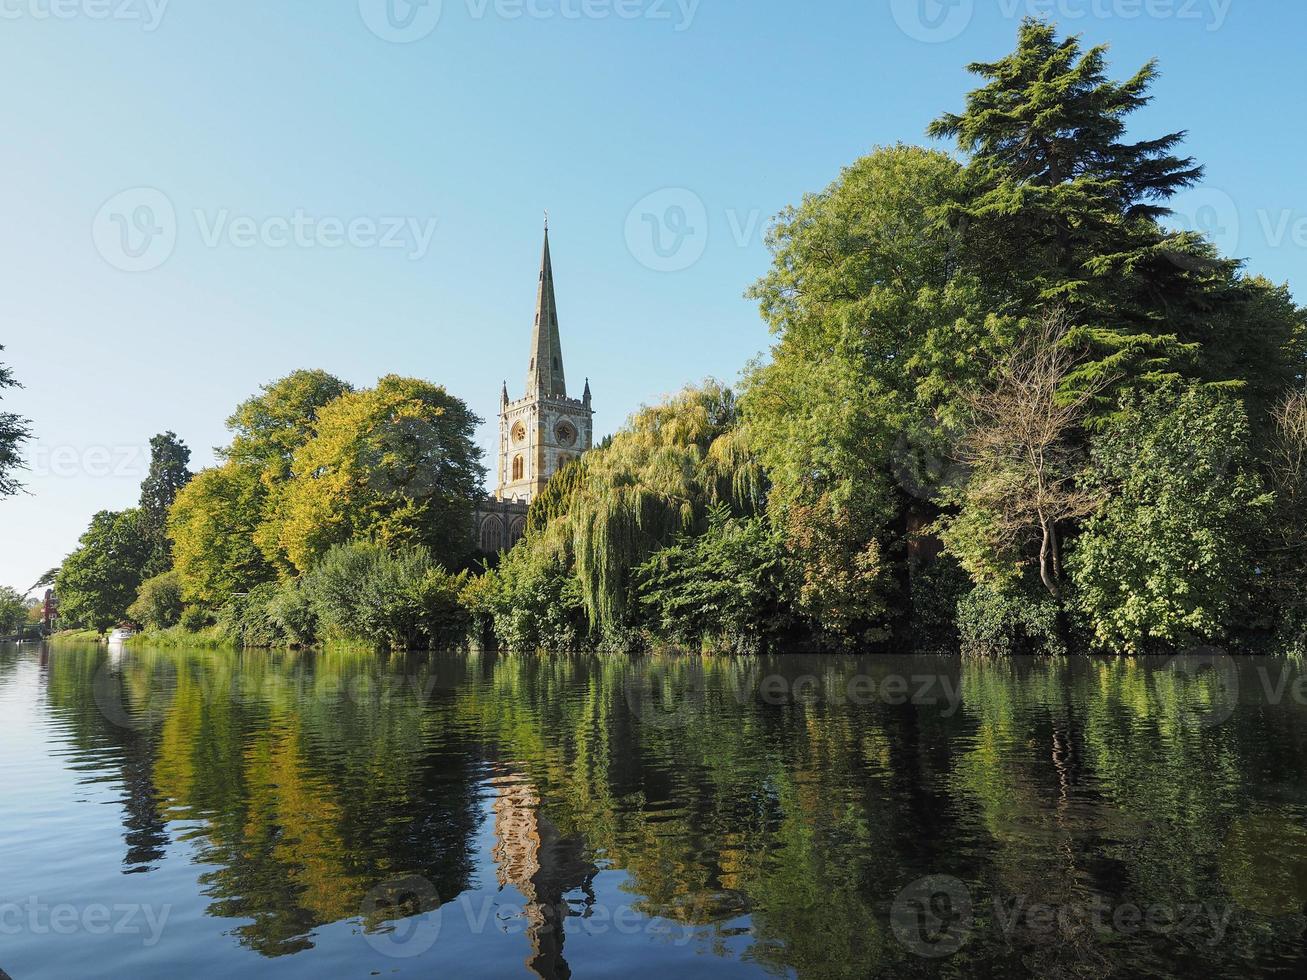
526, 223, 567, 399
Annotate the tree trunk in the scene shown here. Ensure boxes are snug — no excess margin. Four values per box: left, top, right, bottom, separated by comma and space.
1040, 521, 1061, 597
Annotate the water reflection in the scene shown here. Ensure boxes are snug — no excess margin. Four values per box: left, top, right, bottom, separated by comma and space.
8, 643, 1307, 977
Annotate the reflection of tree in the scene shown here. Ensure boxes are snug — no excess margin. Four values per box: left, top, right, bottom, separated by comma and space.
452, 654, 948, 977
32, 642, 1307, 975
40, 645, 171, 873
43, 645, 484, 957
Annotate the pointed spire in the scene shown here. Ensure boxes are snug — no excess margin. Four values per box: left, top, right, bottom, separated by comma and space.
501, 380, 509, 406
583, 377, 591, 406
527, 221, 567, 399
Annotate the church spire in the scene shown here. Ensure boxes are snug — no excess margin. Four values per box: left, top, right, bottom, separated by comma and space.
527, 220, 567, 399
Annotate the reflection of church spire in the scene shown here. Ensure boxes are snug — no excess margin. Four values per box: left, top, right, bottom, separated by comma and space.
491, 774, 597, 979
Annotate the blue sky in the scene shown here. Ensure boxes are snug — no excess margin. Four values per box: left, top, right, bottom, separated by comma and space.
2, 0, 1304, 594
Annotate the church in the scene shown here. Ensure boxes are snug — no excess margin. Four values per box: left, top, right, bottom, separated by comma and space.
473, 224, 595, 555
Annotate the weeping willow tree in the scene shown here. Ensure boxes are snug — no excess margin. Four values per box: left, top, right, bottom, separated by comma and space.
503, 381, 765, 639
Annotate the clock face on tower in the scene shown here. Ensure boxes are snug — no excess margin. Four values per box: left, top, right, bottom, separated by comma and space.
554, 420, 577, 447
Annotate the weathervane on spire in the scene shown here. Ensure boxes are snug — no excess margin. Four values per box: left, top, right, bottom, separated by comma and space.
544, 209, 549, 232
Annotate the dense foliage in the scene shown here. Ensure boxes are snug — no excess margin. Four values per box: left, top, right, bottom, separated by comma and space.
1069, 386, 1271, 653
138, 432, 193, 577
0, 586, 27, 634
256, 375, 484, 574
55, 510, 151, 632
0, 345, 32, 498
127, 570, 184, 631
169, 462, 275, 606
634, 506, 790, 652
731, 19, 1303, 654
215, 541, 468, 650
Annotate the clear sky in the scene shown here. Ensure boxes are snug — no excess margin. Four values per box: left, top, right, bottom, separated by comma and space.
1, 0, 1304, 595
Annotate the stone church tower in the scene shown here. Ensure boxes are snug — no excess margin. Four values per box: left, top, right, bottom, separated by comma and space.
494, 223, 594, 504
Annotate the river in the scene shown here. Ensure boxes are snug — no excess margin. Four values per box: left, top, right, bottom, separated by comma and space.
2, 641, 1306, 977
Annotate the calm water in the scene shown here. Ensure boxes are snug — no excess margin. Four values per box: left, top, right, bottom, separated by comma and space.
4, 642, 1307, 978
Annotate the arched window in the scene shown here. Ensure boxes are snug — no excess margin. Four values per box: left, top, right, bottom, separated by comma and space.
509, 517, 527, 546
480, 518, 504, 554
512, 455, 524, 481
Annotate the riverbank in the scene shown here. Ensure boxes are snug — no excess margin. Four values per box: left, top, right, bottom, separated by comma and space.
49, 628, 104, 643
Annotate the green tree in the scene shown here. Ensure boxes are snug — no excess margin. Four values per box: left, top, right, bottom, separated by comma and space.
1069, 385, 1270, 652
128, 570, 184, 630
0, 345, 32, 498
634, 507, 790, 652
533, 381, 762, 634
221, 369, 353, 482
297, 540, 469, 649
55, 510, 152, 632
0, 586, 26, 633
166, 370, 352, 600
259, 376, 485, 573
168, 462, 275, 607
468, 550, 586, 651
1263, 389, 1307, 643
742, 144, 999, 641
138, 431, 192, 576
928, 20, 1304, 415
